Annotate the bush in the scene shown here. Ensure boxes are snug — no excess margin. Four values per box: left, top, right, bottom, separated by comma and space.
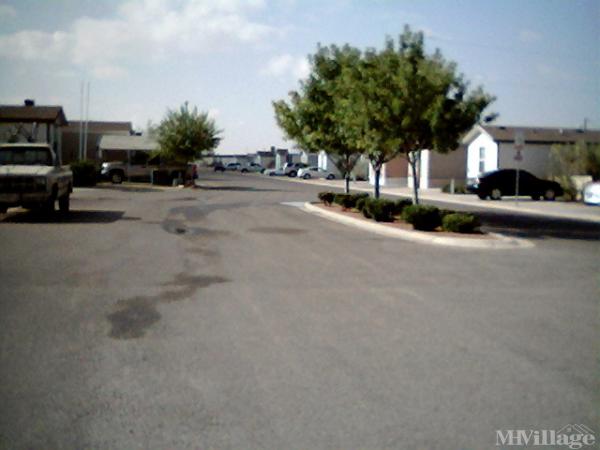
438, 209, 456, 220
355, 196, 369, 213
70, 160, 97, 187
401, 204, 442, 231
364, 198, 397, 222
332, 192, 369, 210
393, 198, 413, 215
442, 213, 481, 233
318, 192, 335, 206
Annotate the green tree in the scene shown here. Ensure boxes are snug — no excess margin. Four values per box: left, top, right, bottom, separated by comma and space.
549, 140, 600, 200
337, 26, 494, 201
156, 102, 222, 163
273, 45, 363, 193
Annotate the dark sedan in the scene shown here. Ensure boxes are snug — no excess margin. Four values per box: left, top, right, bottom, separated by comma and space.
467, 169, 563, 200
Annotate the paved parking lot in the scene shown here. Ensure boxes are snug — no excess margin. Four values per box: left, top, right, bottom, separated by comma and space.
0, 172, 598, 449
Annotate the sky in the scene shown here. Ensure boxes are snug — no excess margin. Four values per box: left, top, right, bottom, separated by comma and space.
0, 0, 598, 154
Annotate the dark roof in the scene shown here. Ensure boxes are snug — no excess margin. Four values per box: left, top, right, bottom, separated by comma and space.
0, 105, 68, 125
63, 121, 132, 133
481, 125, 600, 144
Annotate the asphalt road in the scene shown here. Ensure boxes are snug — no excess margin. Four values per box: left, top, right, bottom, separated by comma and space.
1, 171, 598, 449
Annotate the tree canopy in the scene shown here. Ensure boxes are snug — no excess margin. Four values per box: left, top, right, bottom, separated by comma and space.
273, 45, 363, 193
274, 26, 494, 201
156, 102, 222, 163
337, 26, 494, 201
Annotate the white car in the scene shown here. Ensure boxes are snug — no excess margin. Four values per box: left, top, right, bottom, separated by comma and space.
240, 162, 264, 173
297, 166, 336, 180
264, 167, 287, 176
583, 181, 600, 205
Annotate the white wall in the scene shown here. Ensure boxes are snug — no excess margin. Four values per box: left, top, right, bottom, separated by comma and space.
467, 132, 498, 180
498, 142, 552, 178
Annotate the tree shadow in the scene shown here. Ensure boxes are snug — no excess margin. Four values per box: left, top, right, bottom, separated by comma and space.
1, 210, 126, 224
477, 211, 600, 241
195, 184, 285, 192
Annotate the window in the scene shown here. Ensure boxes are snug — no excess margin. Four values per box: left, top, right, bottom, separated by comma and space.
478, 146, 486, 173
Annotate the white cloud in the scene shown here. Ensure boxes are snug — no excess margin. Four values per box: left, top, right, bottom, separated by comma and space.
0, 0, 275, 78
262, 54, 310, 79
519, 29, 542, 43
0, 4, 16, 19
91, 65, 128, 80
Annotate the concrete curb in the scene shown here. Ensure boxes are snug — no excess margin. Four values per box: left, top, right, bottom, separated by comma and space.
303, 202, 534, 250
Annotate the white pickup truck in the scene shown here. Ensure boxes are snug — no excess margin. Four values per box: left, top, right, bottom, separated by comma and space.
0, 143, 73, 214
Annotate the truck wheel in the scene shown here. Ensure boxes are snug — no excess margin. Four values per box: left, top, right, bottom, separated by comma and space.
110, 170, 124, 184
59, 194, 70, 213
0, 206, 7, 214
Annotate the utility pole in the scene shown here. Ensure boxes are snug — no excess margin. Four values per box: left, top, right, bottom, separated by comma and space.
83, 82, 90, 160
79, 81, 84, 160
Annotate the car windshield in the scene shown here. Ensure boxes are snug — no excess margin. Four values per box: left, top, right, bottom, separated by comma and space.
0, 146, 53, 165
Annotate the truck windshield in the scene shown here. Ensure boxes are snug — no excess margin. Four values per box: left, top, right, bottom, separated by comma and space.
0, 147, 53, 166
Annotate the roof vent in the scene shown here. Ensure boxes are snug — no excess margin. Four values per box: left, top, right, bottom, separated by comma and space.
24, 99, 35, 107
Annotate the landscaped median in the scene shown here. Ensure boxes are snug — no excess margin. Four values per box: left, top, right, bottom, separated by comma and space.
304, 192, 533, 249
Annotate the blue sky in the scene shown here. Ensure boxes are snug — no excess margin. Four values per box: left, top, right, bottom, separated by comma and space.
0, 0, 598, 154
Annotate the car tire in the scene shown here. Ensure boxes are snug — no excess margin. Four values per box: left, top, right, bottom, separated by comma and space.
303, 174, 311, 179
477, 193, 487, 200
110, 170, 124, 184
289, 170, 297, 177
0, 205, 7, 214
544, 189, 556, 201
269, 172, 275, 176
490, 188, 502, 200
326, 174, 335, 180
241, 169, 248, 173
59, 194, 70, 213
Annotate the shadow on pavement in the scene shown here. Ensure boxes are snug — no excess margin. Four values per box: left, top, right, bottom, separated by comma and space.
477, 211, 600, 241
195, 184, 285, 192
93, 183, 161, 193
1, 210, 126, 224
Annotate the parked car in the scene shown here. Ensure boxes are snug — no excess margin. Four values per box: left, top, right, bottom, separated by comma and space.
583, 181, 600, 205
467, 169, 564, 200
213, 163, 225, 172
283, 162, 308, 177
240, 162, 264, 173
264, 167, 287, 176
224, 162, 241, 171
297, 166, 335, 180
0, 143, 73, 214
100, 154, 189, 184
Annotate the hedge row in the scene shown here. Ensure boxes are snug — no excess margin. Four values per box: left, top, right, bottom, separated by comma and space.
318, 191, 481, 233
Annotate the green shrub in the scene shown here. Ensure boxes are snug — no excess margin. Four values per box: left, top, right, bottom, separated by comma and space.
70, 160, 97, 187
318, 192, 335, 206
355, 196, 369, 212
333, 193, 347, 206
364, 198, 397, 222
442, 213, 481, 233
401, 204, 442, 231
438, 209, 456, 220
393, 198, 413, 215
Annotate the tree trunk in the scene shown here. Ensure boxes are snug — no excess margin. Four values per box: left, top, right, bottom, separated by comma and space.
374, 166, 381, 199
344, 175, 350, 194
409, 151, 420, 205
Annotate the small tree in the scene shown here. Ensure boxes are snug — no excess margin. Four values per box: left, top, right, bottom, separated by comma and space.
273, 45, 363, 193
156, 102, 222, 163
550, 141, 600, 199
337, 26, 494, 201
